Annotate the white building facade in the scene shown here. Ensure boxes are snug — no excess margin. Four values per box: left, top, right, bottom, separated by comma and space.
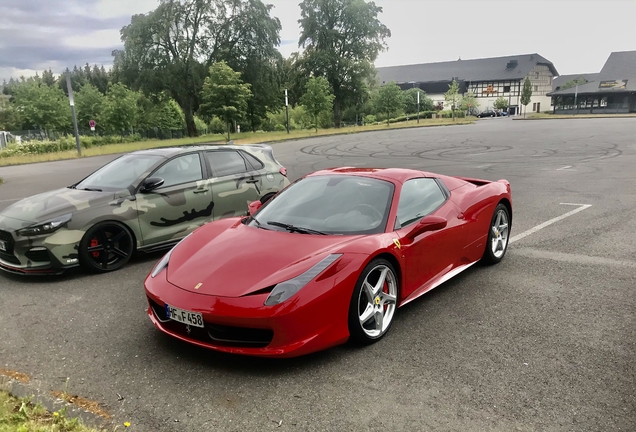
377, 54, 559, 116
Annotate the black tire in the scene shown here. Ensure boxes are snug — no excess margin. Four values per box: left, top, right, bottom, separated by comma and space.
79, 221, 134, 273
481, 203, 510, 265
348, 258, 399, 345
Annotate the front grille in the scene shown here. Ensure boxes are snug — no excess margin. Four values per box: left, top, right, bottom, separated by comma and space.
25, 249, 50, 263
149, 298, 273, 348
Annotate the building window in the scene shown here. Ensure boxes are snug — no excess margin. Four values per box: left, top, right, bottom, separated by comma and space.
534, 85, 538, 92
503, 85, 511, 93
533, 103, 537, 111
535, 72, 539, 79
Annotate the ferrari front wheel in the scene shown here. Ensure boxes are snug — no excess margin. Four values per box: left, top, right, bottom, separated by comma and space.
482, 203, 510, 265
348, 259, 398, 345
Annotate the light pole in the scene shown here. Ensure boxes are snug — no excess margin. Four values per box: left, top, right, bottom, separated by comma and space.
285, 89, 290, 134
417, 90, 421, 124
65, 73, 82, 156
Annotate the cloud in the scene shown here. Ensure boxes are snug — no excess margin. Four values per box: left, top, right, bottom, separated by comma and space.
0, 0, 156, 79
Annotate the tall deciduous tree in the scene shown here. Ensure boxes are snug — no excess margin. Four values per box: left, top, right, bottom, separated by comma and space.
444, 79, 462, 121
298, 0, 390, 128
300, 77, 335, 132
114, 0, 281, 137
75, 84, 105, 132
102, 83, 138, 137
375, 82, 404, 125
12, 80, 70, 135
461, 91, 479, 114
199, 61, 252, 141
521, 77, 533, 117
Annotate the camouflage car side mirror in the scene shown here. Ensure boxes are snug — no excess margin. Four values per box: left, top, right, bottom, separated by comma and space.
140, 177, 165, 193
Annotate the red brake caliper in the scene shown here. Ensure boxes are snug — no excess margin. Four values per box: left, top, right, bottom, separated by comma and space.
90, 238, 100, 258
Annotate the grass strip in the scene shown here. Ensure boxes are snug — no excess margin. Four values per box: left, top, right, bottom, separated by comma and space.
0, 118, 473, 167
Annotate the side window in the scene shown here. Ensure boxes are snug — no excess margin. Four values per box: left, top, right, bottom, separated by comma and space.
205, 151, 249, 177
152, 154, 203, 188
396, 178, 447, 228
241, 151, 265, 170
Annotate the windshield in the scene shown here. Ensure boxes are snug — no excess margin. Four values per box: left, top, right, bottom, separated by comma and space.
74, 154, 162, 191
250, 175, 394, 235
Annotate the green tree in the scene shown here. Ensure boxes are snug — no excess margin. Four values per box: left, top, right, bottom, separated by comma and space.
114, 0, 281, 137
102, 83, 139, 137
493, 96, 509, 111
298, 0, 391, 127
199, 62, 252, 141
12, 80, 70, 135
75, 84, 105, 132
560, 77, 588, 90
444, 79, 462, 121
374, 82, 404, 126
404, 88, 434, 114
461, 91, 479, 114
521, 77, 533, 117
0, 98, 23, 130
300, 77, 335, 132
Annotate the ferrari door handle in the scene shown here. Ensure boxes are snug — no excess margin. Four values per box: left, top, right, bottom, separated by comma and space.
193, 189, 208, 194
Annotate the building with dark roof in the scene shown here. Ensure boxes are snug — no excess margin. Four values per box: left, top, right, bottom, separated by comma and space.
376, 53, 559, 115
549, 51, 636, 114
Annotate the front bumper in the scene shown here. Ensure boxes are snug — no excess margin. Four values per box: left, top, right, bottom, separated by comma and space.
0, 228, 79, 275
144, 264, 361, 358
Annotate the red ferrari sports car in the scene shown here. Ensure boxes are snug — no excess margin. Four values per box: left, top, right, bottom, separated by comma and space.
144, 168, 512, 358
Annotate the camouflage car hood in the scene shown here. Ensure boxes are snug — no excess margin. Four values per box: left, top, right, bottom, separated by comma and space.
0, 188, 116, 225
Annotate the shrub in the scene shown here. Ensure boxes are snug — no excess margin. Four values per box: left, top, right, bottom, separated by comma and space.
364, 115, 377, 124
274, 124, 287, 132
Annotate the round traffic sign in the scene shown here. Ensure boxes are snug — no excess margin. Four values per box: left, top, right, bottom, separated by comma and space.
89, 120, 96, 128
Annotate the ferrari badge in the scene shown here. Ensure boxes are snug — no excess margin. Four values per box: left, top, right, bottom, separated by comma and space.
393, 239, 402, 250
194, 283, 203, 290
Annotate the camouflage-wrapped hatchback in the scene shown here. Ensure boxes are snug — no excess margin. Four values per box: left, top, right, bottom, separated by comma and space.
0, 144, 290, 274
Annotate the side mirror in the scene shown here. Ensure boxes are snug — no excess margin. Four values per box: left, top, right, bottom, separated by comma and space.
248, 200, 263, 215
140, 177, 164, 193
405, 215, 447, 240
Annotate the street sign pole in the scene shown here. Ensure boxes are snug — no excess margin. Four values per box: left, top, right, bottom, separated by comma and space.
66, 74, 82, 156
285, 89, 290, 134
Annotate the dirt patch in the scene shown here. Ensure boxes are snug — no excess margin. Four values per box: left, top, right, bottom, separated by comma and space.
50, 391, 111, 419
0, 368, 30, 383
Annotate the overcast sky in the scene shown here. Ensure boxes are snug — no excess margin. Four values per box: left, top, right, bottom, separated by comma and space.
1, 0, 635, 81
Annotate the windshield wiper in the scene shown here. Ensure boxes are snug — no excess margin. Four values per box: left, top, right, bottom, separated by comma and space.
80, 187, 103, 192
267, 221, 327, 235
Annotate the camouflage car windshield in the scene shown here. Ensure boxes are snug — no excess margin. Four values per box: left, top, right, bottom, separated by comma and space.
75, 154, 162, 191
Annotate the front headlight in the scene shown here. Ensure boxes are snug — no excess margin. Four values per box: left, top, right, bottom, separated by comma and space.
17, 213, 72, 237
151, 248, 173, 278
264, 254, 342, 306
150, 233, 193, 278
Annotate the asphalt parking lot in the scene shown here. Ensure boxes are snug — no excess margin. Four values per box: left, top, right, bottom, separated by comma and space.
1, 118, 634, 431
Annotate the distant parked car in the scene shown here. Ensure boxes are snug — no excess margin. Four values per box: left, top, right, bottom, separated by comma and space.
477, 110, 497, 118
498, 111, 508, 117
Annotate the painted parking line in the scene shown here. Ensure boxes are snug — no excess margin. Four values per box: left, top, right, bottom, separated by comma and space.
510, 203, 592, 244
557, 165, 573, 170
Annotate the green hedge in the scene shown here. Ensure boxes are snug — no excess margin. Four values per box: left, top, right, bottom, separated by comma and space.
0, 134, 144, 158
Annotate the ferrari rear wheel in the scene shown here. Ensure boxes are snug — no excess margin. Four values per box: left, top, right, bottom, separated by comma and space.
482, 203, 510, 265
348, 259, 398, 345
79, 221, 134, 273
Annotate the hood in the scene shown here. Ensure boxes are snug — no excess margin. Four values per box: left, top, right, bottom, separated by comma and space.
0, 188, 115, 224
167, 220, 364, 298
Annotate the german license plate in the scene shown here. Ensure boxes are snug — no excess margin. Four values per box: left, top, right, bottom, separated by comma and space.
165, 304, 204, 328
0, 240, 6, 252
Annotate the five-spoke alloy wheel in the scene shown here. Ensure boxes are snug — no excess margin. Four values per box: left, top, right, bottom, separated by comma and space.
79, 222, 134, 273
482, 203, 510, 264
348, 259, 398, 344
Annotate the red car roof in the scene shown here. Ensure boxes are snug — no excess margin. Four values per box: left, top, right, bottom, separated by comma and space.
307, 167, 439, 184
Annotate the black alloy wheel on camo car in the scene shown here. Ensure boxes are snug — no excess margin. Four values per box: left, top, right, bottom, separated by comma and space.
79, 221, 134, 273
